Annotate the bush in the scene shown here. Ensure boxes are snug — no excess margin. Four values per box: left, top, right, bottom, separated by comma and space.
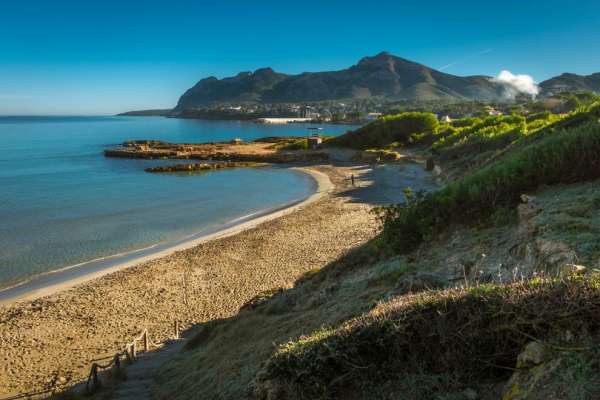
258, 276, 600, 399
279, 138, 308, 150
380, 120, 600, 252
327, 112, 439, 149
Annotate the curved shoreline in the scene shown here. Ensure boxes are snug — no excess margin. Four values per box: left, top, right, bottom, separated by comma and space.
0, 167, 333, 306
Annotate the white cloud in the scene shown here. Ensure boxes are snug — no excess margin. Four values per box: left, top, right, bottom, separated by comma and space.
492, 70, 539, 99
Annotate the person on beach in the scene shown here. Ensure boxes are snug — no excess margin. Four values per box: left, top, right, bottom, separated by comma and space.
351, 174, 356, 187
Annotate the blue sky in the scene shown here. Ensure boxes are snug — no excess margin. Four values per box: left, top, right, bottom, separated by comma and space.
1, 0, 599, 115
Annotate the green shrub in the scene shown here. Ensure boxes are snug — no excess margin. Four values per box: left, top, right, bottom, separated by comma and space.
450, 117, 481, 128
279, 138, 308, 150
380, 120, 600, 252
328, 112, 439, 149
526, 110, 551, 123
258, 276, 600, 399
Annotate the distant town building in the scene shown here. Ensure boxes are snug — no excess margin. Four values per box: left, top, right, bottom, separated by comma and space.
300, 106, 319, 119
440, 115, 452, 123
366, 112, 382, 121
486, 107, 503, 116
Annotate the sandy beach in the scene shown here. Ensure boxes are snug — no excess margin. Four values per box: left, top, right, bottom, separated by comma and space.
0, 164, 386, 396
0, 168, 330, 306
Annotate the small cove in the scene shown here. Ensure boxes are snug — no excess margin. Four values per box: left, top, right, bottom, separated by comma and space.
0, 116, 354, 287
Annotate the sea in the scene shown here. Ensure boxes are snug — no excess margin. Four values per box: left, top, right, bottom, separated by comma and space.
0, 116, 355, 288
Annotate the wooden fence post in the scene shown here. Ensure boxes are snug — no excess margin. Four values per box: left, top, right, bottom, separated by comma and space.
89, 363, 99, 392
124, 345, 132, 363
174, 320, 180, 339
131, 340, 137, 359
143, 330, 149, 352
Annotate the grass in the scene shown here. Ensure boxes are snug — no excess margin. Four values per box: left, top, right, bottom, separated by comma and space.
378, 119, 600, 253
327, 112, 439, 149
257, 275, 600, 399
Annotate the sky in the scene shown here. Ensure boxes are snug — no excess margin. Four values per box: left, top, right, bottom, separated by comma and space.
1, 0, 599, 115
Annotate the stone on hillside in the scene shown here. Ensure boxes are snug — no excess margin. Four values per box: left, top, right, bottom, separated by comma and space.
515, 341, 548, 368
562, 263, 587, 276
396, 272, 448, 293
500, 339, 598, 400
535, 239, 577, 267
517, 195, 542, 233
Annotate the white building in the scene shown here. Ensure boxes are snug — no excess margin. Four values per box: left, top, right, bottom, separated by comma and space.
366, 112, 382, 121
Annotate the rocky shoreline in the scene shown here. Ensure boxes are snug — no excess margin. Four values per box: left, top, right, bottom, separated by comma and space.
104, 138, 329, 163
144, 161, 265, 173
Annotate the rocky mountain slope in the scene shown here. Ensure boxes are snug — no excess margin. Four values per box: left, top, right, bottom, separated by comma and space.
175, 52, 507, 108
540, 72, 600, 95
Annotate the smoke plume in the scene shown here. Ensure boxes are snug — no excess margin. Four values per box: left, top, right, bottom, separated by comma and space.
492, 70, 539, 99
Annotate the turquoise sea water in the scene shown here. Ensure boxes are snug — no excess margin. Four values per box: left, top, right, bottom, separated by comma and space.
0, 116, 354, 287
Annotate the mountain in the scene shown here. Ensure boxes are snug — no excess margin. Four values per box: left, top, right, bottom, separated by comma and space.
175, 52, 506, 109
176, 68, 289, 109
117, 109, 171, 116
540, 72, 600, 96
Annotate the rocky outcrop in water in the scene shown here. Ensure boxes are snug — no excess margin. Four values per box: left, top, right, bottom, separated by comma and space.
145, 162, 263, 173
104, 139, 329, 164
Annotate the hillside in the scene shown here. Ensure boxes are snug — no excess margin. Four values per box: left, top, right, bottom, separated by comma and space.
175, 52, 505, 109
142, 103, 600, 399
540, 72, 600, 95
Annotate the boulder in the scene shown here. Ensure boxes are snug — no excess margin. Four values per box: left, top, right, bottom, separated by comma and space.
517, 194, 542, 235
502, 341, 560, 400
515, 341, 548, 368
501, 339, 599, 400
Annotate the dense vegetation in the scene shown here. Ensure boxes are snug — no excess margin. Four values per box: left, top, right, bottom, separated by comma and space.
259, 275, 600, 399
377, 105, 600, 253
327, 112, 439, 149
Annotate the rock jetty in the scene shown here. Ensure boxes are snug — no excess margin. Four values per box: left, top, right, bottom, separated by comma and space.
145, 162, 263, 173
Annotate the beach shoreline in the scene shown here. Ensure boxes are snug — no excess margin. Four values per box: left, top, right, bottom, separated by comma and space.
0, 163, 383, 396
0, 167, 333, 307
1, 161, 436, 396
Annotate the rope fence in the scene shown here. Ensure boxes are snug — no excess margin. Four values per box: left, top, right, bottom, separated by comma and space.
85, 320, 180, 394
1, 320, 181, 400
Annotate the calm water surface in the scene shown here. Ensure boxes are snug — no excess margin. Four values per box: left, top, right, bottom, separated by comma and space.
0, 116, 355, 286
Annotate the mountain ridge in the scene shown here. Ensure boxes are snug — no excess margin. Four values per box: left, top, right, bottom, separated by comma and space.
175, 52, 508, 109
135, 52, 600, 113
540, 72, 600, 95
